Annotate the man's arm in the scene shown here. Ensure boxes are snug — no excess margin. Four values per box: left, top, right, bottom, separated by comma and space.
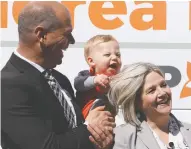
1, 77, 93, 149
2, 84, 114, 149
2, 70, 115, 149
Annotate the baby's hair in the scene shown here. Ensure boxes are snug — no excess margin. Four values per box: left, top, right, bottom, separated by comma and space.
84, 35, 118, 63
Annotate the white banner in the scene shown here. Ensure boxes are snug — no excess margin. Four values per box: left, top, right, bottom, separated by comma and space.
1, 1, 191, 123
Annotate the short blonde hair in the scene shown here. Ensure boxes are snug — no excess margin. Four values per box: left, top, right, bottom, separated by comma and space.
84, 35, 118, 63
108, 62, 164, 127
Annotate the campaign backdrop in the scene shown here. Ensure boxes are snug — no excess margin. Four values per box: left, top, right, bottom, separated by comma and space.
1, 1, 191, 124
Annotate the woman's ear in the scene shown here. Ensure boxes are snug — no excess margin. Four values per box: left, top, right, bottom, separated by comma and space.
87, 57, 95, 68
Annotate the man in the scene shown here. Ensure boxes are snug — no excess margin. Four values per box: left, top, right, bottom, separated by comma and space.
1, 2, 115, 149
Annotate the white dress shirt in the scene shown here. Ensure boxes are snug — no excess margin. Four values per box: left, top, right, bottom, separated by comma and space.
148, 116, 189, 149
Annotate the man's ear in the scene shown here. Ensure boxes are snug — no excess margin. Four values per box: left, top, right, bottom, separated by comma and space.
34, 26, 46, 42
87, 57, 95, 68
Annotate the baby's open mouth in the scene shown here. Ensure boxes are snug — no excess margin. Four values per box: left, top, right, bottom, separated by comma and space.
109, 63, 118, 69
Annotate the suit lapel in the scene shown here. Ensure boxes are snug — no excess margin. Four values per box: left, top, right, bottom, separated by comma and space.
11, 53, 61, 110
180, 123, 191, 148
137, 121, 160, 149
170, 114, 191, 148
71, 99, 84, 125
39, 72, 71, 125
10, 53, 69, 126
9, 53, 39, 73
10, 53, 82, 128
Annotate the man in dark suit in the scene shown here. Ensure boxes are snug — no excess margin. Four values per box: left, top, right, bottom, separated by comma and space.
1, 2, 115, 149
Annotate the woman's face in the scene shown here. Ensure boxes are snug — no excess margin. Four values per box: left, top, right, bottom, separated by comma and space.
139, 71, 172, 119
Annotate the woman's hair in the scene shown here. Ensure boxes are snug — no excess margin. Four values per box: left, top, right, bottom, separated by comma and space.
108, 62, 164, 127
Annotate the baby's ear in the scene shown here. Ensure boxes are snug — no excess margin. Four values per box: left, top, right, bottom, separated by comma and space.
87, 57, 95, 67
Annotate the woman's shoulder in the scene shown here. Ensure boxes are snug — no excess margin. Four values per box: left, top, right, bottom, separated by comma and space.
114, 123, 136, 135
180, 121, 191, 129
113, 124, 137, 147
170, 113, 191, 129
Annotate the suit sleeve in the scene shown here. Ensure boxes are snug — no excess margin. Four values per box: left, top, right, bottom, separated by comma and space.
1, 76, 94, 149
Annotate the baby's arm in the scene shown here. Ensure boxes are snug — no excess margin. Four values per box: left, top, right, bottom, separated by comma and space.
74, 70, 96, 92
74, 70, 99, 108
74, 70, 110, 106
74, 71, 110, 93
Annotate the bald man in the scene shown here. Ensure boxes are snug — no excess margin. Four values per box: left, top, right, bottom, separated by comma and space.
1, 2, 115, 149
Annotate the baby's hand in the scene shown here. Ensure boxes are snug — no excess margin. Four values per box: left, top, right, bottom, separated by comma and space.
94, 74, 110, 89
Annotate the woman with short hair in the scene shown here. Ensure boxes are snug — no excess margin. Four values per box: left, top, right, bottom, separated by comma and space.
108, 62, 191, 149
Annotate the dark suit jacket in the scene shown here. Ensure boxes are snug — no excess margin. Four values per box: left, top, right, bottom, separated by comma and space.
1, 53, 94, 149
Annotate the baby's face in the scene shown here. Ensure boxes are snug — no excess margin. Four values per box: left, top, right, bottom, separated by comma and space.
91, 40, 122, 76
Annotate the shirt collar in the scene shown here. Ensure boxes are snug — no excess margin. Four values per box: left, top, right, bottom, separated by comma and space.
14, 49, 45, 73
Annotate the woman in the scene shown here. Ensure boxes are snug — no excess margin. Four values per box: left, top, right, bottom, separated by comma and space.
108, 62, 191, 149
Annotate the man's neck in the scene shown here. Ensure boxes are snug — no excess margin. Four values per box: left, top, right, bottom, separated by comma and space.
17, 44, 43, 66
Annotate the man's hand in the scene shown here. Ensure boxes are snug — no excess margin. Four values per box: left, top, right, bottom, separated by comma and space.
86, 106, 115, 149
88, 124, 113, 149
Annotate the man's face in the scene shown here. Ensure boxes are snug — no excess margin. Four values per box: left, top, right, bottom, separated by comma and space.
39, 6, 75, 69
41, 24, 75, 68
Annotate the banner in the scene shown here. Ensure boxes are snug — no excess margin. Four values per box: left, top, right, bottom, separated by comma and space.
1, 1, 191, 123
